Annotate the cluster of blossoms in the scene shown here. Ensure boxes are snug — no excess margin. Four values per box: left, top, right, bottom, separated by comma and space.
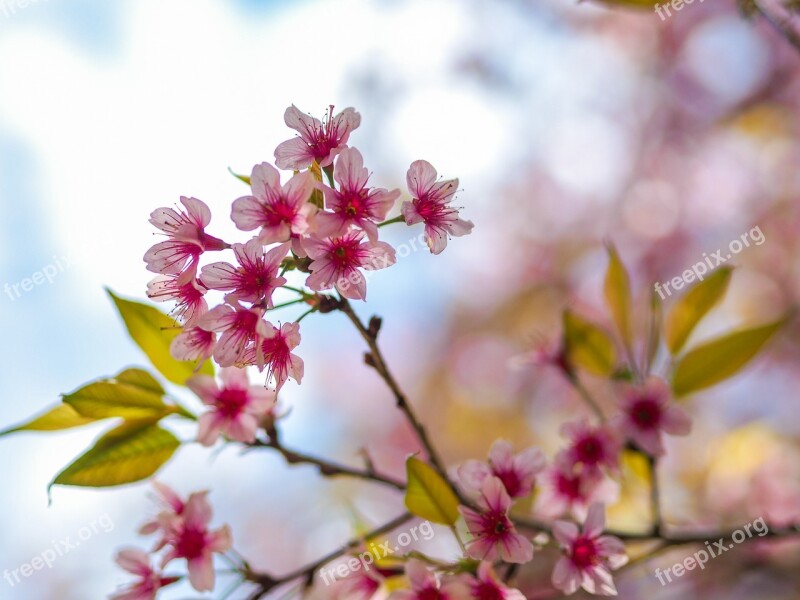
442, 372, 692, 596
144, 104, 473, 399
111, 483, 232, 599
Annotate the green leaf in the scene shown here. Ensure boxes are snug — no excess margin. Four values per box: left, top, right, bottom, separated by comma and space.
563, 310, 618, 376
404, 457, 460, 526
228, 167, 251, 185
107, 289, 213, 385
63, 368, 171, 420
51, 421, 181, 489
604, 243, 633, 347
665, 267, 732, 354
0, 404, 98, 437
672, 319, 784, 397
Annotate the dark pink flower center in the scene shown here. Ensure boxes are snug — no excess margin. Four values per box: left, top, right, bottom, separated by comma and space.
214, 387, 249, 418
571, 536, 600, 569
481, 510, 512, 540
330, 237, 364, 269
263, 199, 298, 227
555, 472, 582, 500
630, 397, 662, 430
175, 527, 207, 560
473, 580, 504, 600
261, 335, 289, 368
414, 198, 454, 225
494, 468, 522, 498
417, 586, 445, 600
574, 435, 604, 465
340, 189, 369, 217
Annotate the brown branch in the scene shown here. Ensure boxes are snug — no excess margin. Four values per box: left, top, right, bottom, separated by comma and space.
248, 437, 405, 491
336, 298, 456, 495
245, 511, 414, 600
751, 0, 800, 53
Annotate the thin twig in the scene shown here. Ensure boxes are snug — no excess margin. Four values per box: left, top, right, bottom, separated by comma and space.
248, 438, 405, 491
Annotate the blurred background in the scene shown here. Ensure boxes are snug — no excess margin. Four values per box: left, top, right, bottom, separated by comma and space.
2, 0, 800, 598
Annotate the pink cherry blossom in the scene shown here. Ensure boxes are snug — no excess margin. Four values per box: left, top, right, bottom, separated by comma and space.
459, 476, 533, 564
389, 560, 470, 600
157, 491, 232, 592
200, 239, 288, 306
110, 548, 179, 600
242, 321, 304, 390
462, 562, 526, 600
561, 418, 622, 475
552, 503, 628, 596
188, 367, 276, 446
139, 481, 188, 536
611, 377, 691, 456
144, 197, 226, 276
197, 303, 268, 367
304, 230, 396, 300
458, 439, 546, 499
534, 453, 616, 521
231, 163, 316, 245
316, 147, 401, 242
170, 326, 216, 363
146, 271, 208, 326
274, 104, 361, 170
401, 160, 473, 255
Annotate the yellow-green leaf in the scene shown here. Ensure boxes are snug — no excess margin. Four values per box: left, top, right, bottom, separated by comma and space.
228, 167, 250, 185
51, 422, 180, 488
604, 243, 633, 347
404, 457, 459, 526
0, 404, 98, 437
672, 319, 784, 397
63, 368, 170, 420
665, 267, 732, 354
563, 310, 618, 376
107, 290, 213, 385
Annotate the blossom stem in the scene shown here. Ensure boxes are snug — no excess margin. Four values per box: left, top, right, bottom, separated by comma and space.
268, 298, 307, 311
295, 307, 317, 323
378, 215, 406, 228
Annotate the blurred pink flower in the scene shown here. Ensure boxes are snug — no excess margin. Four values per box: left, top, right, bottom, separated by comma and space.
552, 503, 628, 596
110, 548, 178, 600
200, 239, 288, 306
462, 562, 525, 600
188, 367, 275, 446
170, 326, 216, 363
534, 453, 614, 520
197, 303, 268, 367
459, 476, 533, 564
274, 104, 361, 170
139, 481, 188, 536
401, 160, 473, 255
389, 560, 469, 600
146, 271, 208, 326
457, 439, 545, 499
316, 147, 401, 242
144, 197, 226, 275
305, 230, 396, 300
611, 377, 691, 456
561, 418, 621, 475
157, 491, 232, 592
231, 163, 316, 245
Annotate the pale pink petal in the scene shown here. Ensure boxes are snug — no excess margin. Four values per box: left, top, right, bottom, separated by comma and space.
115, 549, 152, 576
250, 162, 281, 197
552, 520, 580, 546
661, 404, 692, 436
275, 137, 315, 170
406, 160, 438, 198
497, 531, 534, 564
583, 503, 606, 539
187, 554, 215, 592
180, 196, 212, 228
552, 557, 581, 595
488, 440, 515, 472
182, 492, 212, 529
479, 476, 511, 513
231, 196, 267, 231
457, 460, 492, 494
401, 200, 423, 226
186, 375, 220, 405
197, 412, 223, 446
207, 525, 233, 552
